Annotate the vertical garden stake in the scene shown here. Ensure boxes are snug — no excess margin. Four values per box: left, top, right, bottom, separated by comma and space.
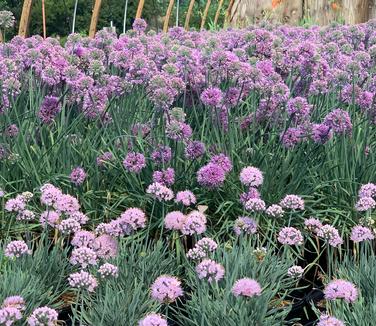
89, 0, 102, 38
42, 0, 47, 38
136, 0, 145, 19
184, 0, 195, 30
163, 0, 175, 32
200, 0, 211, 30
214, 0, 224, 27
123, 0, 129, 34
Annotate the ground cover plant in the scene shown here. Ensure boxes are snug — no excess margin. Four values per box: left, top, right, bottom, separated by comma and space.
1, 12, 376, 325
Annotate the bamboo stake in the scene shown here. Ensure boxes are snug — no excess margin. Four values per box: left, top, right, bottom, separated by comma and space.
200, 0, 211, 30
72, 0, 79, 33
19, 0, 33, 37
136, 0, 145, 19
184, 0, 195, 30
123, 0, 129, 34
163, 0, 175, 33
214, 0, 224, 27
42, 0, 46, 38
224, 0, 234, 27
0, 31, 3, 43
89, 0, 102, 38
176, 0, 180, 26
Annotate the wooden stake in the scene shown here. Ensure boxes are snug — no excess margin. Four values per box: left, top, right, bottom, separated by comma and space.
184, 0, 195, 30
19, 0, 33, 37
89, 0, 102, 38
136, 0, 145, 19
224, 0, 234, 27
163, 0, 175, 33
214, 0, 224, 27
200, 0, 211, 30
42, 0, 46, 38
0, 31, 3, 43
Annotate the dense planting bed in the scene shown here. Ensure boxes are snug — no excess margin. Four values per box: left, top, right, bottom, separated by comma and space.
1, 18, 376, 325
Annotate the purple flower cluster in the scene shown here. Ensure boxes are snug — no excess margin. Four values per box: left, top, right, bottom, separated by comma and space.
324, 279, 358, 303
151, 275, 183, 303
196, 259, 225, 282
232, 278, 262, 298
233, 216, 257, 236
186, 237, 218, 260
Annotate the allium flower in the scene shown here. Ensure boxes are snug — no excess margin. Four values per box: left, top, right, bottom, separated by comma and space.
139, 313, 168, 326
164, 211, 186, 230
355, 197, 376, 211
233, 216, 257, 236
93, 234, 118, 259
187, 237, 217, 260
4, 240, 31, 259
350, 225, 374, 242
4, 124, 19, 138
196, 259, 225, 282
200, 87, 223, 107
286, 97, 311, 121
146, 182, 174, 201
244, 198, 266, 212
39, 211, 60, 227
311, 123, 333, 144
2, 296, 25, 311
317, 225, 343, 247
96, 152, 114, 167
132, 18, 147, 32
280, 194, 304, 210
239, 188, 261, 204
16, 209, 35, 221
151, 145, 172, 165
175, 190, 196, 206
265, 205, 284, 218
70, 247, 97, 268
184, 141, 206, 160
123, 152, 146, 173
181, 211, 206, 235
239, 166, 263, 187
359, 183, 376, 198
54, 194, 80, 214
317, 315, 344, 326
71, 230, 96, 247
153, 168, 175, 186
197, 163, 226, 188
59, 218, 81, 234
166, 121, 192, 141
232, 278, 262, 297
151, 275, 183, 303
118, 207, 147, 234
40, 184, 62, 206
280, 127, 304, 149
287, 266, 304, 278
70, 167, 86, 186
38, 96, 61, 124
304, 217, 323, 233
277, 227, 303, 245
324, 109, 352, 135
68, 270, 98, 292
324, 279, 358, 303
98, 263, 119, 279
5, 196, 26, 213
69, 211, 89, 225
27, 307, 58, 326
0, 307, 22, 326
0, 11, 15, 29
210, 154, 232, 174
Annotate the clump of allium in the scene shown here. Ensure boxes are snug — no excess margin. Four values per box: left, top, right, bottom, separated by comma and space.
38, 96, 61, 124
139, 313, 168, 326
186, 237, 217, 260
71, 230, 96, 247
175, 190, 196, 206
200, 87, 223, 107
244, 198, 266, 212
287, 266, 304, 278
280, 127, 304, 149
358, 183, 376, 198
69, 211, 89, 225
70, 246, 97, 268
210, 154, 232, 174
27, 306, 58, 326
184, 141, 206, 160
197, 163, 226, 188
146, 182, 174, 201
279, 194, 304, 210
151, 145, 172, 165
239, 188, 261, 204
311, 123, 333, 144
181, 211, 206, 235
317, 225, 343, 247
233, 216, 257, 236
5, 195, 26, 213
0, 306, 22, 325
123, 152, 146, 173
0, 11, 15, 29
4, 240, 31, 259
164, 211, 186, 231
304, 217, 323, 233
16, 209, 35, 221
93, 234, 118, 259
59, 218, 81, 234
68, 270, 98, 292
118, 207, 147, 234
265, 204, 284, 218
4, 124, 19, 138
323, 109, 352, 135
2, 296, 25, 311
132, 18, 147, 32
196, 259, 225, 282
317, 315, 345, 326
69, 167, 86, 186
39, 210, 60, 227
98, 263, 119, 279
350, 225, 374, 242
40, 184, 62, 206
96, 152, 114, 167
355, 197, 376, 211
151, 275, 183, 303
240, 166, 263, 187
166, 121, 192, 141
286, 97, 311, 121
232, 278, 262, 298
324, 279, 358, 303
152, 168, 175, 186
277, 227, 303, 245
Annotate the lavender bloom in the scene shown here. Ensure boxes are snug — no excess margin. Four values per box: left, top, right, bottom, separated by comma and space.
70, 247, 97, 268
359, 183, 376, 198
98, 263, 119, 279
186, 237, 218, 260
210, 154, 232, 174
232, 278, 262, 297
355, 197, 376, 211
317, 225, 343, 247
0, 307, 22, 326
4, 240, 31, 259
175, 190, 196, 206
27, 307, 58, 326
286, 97, 311, 121
181, 211, 207, 235
70, 167, 86, 186
59, 218, 81, 234
151, 275, 183, 303
68, 270, 98, 292
39, 211, 60, 227
132, 18, 147, 32
151, 145, 172, 165
324, 109, 352, 135
317, 315, 345, 326
93, 234, 118, 259
118, 207, 147, 234
324, 279, 358, 303
265, 205, 284, 218
239, 166, 263, 187
280, 194, 304, 210
139, 314, 168, 326
166, 121, 192, 141
277, 227, 303, 245
184, 141, 206, 160
164, 211, 186, 231
239, 188, 261, 204
5, 195, 26, 213
244, 198, 266, 212
311, 123, 333, 144
123, 152, 146, 173
200, 87, 223, 107
304, 217, 323, 233
153, 168, 175, 186
16, 209, 35, 222
2, 296, 25, 311
196, 259, 225, 282
71, 230, 96, 247
287, 266, 304, 278
234, 216, 257, 236
197, 163, 226, 188
38, 96, 61, 124
350, 225, 374, 242
146, 182, 174, 201
69, 211, 89, 225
